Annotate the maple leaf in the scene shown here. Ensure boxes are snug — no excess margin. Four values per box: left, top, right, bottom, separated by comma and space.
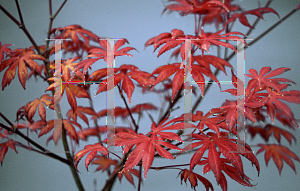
74, 39, 136, 74
14, 120, 46, 132
162, 0, 229, 17
245, 67, 295, 94
178, 169, 214, 191
61, 56, 80, 81
0, 48, 45, 90
67, 106, 96, 126
247, 124, 296, 145
115, 118, 187, 179
92, 156, 140, 187
180, 132, 259, 185
22, 94, 53, 122
0, 139, 18, 165
93, 64, 148, 104
210, 98, 263, 132
201, 0, 241, 27
116, 168, 140, 187
177, 111, 225, 136
51, 24, 100, 44
39, 119, 81, 144
51, 25, 100, 54
193, 28, 246, 54
199, 157, 254, 190
226, 7, 279, 29
257, 144, 300, 175
46, 77, 90, 112
0, 42, 12, 62
92, 155, 118, 172
74, 143, 108, 172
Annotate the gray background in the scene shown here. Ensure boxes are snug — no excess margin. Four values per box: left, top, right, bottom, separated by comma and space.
0, 0, 300, 190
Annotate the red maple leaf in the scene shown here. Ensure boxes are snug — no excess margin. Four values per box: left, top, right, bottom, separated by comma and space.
66, 106, 96, 126
15, 120, 46, 132
180, 132, 259, 185
0, 139, 18, 165
257, 144, 300, 175
92, 156, 140, 187
0, 48, 45, 90
226, 7, 279, 29
39, 119, 81, 144
178, 169, 214, 191
245, 67, 295, 94
115, 116, 190, 178
199, 157, 254, 190
22, 94, 53, 122
247, 124, 297, 145
92, 155, 118, 172
46, 77, 90, 112
74, 39, 136, 74
0, 42, 12, 62
177, 111, 225, 136
162, 0, 229, 16
51, 25, 100, 54
74, 143, 108, 172
61, 56, 80, 81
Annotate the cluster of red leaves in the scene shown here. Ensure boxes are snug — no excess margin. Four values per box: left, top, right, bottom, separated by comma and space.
163, 0, 279, 28
0, 46, 45, 90
114, 116, 196, 179
178, 132, 259, 191
50, 24, 100, 55
92, 156, 140, 187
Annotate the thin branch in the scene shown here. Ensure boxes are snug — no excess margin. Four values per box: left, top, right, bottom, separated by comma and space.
49, 0, 52, 17
117, 84, 138, 132
246, 0, 273, 37
15, 0, 24, 26
150, 163, 189, 170
0, 4, 20, 26
53, 0, 68, 20
137, 165, 142, 191
157, 85, 183, 125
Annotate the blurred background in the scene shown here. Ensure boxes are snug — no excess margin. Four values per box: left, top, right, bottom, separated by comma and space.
0, 0, 300, 190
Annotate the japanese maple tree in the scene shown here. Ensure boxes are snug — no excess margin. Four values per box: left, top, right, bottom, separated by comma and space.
0, 0, 300, 191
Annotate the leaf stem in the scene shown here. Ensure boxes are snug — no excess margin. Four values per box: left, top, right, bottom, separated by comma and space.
15, 0, 24, 26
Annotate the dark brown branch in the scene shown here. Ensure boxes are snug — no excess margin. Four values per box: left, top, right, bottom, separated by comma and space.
137, 165, 142, 191
15, 0, 24, 26
53, 0, 68, 20
0, 4, 20, 26
49, 0, 52, 17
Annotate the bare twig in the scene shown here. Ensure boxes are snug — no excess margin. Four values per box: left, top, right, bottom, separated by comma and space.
117, 84, 138, 132
15, 0, 24, 26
